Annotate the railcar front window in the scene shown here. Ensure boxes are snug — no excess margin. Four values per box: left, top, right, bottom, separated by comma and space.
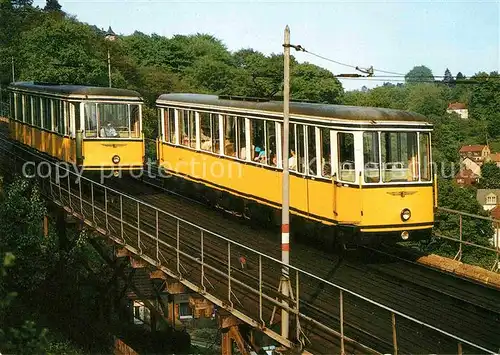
419, 133, 431, 181
338, 132, 355, 182
363, 132, 380, 183
381, 132, 418, 182
98, 103, 128, 138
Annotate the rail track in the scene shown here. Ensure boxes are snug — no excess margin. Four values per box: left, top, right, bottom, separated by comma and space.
0, 125, 498, 354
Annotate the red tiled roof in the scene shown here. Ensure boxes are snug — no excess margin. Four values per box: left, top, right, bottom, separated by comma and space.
491, 205, 500, 220
459, 145, 488, 153
455, 169, 479, 179
448, 102, 467, 110
489, 153, 500, 162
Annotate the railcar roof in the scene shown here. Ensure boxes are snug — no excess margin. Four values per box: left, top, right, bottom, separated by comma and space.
157, 93, 429, 123
8, 81, 142, 98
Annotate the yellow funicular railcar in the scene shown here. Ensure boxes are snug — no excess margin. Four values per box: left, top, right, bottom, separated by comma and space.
7, 82, 145, 175
155, 93, 436, 244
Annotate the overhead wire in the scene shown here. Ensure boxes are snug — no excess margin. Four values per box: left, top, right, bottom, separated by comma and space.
288, 44, 499, 83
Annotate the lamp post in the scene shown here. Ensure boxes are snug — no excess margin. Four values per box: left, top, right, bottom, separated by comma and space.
104, 26, 117, 88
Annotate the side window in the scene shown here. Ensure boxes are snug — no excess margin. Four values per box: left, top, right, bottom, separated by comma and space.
15, 93, 22, 121
168, 108, 176, 143
224, 115, 236, 157
163, 108, 169, 142
9, 92, 14, 120
338, 132, 355, 182
188, 110, 196, 148
419, 133, 431, 181
363, 132, 380, 183
73, 102, 80, 135
43, 98, 52, 131
130, 105, 140, 138
237, 116, 246, 160
320, 128, 332, 178
33, 97, 41, 127
200, 112, 212, 151
289, 123, 297, 171
84, 102, 97, 137
178, 110, 188, 146
178, 110, 196, 148
296, 124, 305, 174
25, 96, 32, 124
266, 121, 276, 166
307, 126, 316, 175
251, 119, 265, 163
56, 101, 64, 135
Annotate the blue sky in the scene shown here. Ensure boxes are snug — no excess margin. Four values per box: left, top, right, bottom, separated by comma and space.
33, 0, 499, 91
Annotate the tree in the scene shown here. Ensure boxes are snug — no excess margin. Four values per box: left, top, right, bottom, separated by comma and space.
404, 65, 434, 84
478, 161, 500, 189
290, 62, 344, 103
456, 71, 465, 80
443, 68, 453, 85
44, 0, 61, 12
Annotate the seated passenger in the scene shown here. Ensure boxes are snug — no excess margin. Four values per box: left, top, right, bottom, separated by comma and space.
201, 139, 212, 151
254, 146, 266, 162
102, 122, 118, 138
289, 150, 297, 170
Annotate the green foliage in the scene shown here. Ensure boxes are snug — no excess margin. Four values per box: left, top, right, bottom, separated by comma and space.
291, 62, 343, 103
0, 253, 49, 354
469, 71, 500, 139
478, 161, 500, 189
0, 177, 58, 293
427, 179, 494, 265
44, 0, 61, 12
405, 65, 434, 84
18, 16, 109, 85
443, 68, 453, 85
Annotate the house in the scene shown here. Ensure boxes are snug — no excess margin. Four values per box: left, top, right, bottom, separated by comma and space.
454, 169, 479, 186
460, 157, 482, 176
485, 153, 500, 168
476, 189, 500, 211
447, 102, 468, 119
490, 206, 500, 248
459, 145, 490, 164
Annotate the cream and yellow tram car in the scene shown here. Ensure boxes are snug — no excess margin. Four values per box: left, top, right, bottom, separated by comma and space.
156, 93, 435, 243
7, 82, 144, 174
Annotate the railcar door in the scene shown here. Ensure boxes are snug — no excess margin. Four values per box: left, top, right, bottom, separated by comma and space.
332, 131, 362, 225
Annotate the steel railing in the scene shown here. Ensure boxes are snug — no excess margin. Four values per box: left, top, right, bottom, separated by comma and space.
0, 136, 496, 355
434, 207, 500, 272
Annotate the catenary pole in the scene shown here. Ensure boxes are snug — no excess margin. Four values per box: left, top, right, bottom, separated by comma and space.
280, 24, 291, 340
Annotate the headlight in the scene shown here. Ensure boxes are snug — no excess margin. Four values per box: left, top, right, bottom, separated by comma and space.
401, 208, 411, 221
112, 155, 120, 164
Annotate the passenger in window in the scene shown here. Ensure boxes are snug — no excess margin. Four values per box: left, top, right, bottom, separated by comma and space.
254, 146, 266, 163
103, 122, 118, 137
322, 157, 331, 177
289, 150, 297, 170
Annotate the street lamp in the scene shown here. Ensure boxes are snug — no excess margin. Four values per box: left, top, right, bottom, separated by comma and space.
104, 26, 117, 88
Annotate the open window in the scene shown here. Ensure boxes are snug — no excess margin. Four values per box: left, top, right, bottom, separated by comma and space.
338, 132, 355, 183
363, 132, 380, 183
